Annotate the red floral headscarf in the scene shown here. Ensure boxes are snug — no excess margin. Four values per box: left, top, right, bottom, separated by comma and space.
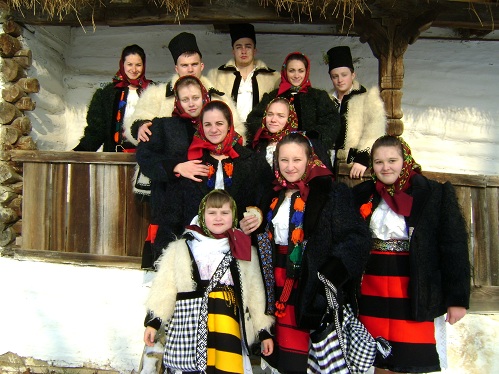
277, 52, 312, 96
171, 75, 211, 123
252, 97, 299, 148
372, 136, 422, 216
187, 101, 243, 160
273, 132, 333, 202
112, 54, 151, 91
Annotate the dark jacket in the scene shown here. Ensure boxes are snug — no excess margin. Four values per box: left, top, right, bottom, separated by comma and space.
352, 174, 471, 321
74, 83, 136, 152
257, 177, 371, 329
153, 144, 274, 259
246, 88, 339, 150
135, 116, 197, 266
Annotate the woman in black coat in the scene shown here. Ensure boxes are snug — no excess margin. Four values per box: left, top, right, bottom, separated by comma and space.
246, 52, 339, 151
155, 101, 273, 260
251, 97, 332, 171
74, 44, 152, 152
242, 132, 371, 373
352, 135, 470, 374
136, 75, 211, 268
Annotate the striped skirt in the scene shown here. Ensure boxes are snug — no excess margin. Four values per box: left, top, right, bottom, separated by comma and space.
206, 286, 244, 374
271, 245, 310, 374
359, 239, 441, 373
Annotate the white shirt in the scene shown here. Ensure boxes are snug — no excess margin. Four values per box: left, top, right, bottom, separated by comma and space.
236, 69, 255, 122
272, 197, 291, 245
369, 199, 409, 240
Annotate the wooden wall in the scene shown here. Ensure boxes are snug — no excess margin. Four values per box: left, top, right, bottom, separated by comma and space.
10, 151, 149, 264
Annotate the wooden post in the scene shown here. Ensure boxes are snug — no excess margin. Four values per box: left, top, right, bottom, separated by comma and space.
354, 9, 439, 136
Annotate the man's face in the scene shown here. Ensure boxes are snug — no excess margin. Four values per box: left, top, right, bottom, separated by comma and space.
232, 38, 256, 68
175, 53, 204, 78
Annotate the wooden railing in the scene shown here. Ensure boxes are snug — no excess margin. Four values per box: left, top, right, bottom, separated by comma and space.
8, 151, 149, 266
338, 163, 499, 312
4, 153, 498, 308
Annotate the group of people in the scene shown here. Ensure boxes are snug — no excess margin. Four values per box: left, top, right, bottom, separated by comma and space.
73, 25, 471, 374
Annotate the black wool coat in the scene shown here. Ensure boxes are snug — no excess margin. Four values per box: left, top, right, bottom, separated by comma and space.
154, 144, 274, 256
352, 174, 471, 321
74, 83, 124, 152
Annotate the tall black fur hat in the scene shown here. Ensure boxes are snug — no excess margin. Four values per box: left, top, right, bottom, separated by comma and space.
326, 46, 354, 72
168, 32, 202, 64
229, 23, 256, 46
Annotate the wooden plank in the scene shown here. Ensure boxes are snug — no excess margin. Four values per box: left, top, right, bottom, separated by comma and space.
487, 187, 499, 286
92, 163, 126, 256
471, 188, 490, 286
455, 186, 473, 273
50, 163, 69, 251
124, 164, 150, 257
469, 286, 499, 313
21, 162, 50, 250
10, 150, 137, 165
66, 163, 91, 253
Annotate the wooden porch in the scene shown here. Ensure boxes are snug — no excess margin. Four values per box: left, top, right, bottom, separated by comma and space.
1, 151, 498, 312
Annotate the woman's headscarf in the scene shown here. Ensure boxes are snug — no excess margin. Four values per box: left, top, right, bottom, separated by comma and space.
277, 52, 312, 97
112, 54, 151, 92
252, 97, 299, 148
273, 133, 333, 202
372, 136, 422, 216
171, 75, 211, 123
187, 101, 243, 160
186, 189, 251, 261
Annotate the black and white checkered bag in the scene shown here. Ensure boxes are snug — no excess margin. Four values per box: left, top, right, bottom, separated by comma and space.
308, 273, 391, 374
163, 251, 233, 372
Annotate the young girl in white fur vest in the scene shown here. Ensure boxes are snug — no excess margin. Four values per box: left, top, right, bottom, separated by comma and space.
143, 189, 274, 373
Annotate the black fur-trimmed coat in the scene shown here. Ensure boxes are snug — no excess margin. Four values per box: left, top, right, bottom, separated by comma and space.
352, 174, 471, 321
257, 176, 371, 330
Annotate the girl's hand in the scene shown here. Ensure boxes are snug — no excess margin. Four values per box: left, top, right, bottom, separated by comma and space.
349, 162, 367, 179
138, 122, 153, 142
173, 160, 210, 182
239, 215, 259, 235
446, 306, 467, 325
144, 326, 157, 346
261, 338, 274, 356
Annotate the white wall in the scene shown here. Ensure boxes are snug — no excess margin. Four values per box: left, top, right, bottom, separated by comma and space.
17, 24, 499, 175
0, 257, 153, 372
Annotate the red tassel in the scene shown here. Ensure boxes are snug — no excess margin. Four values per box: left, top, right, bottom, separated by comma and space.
274, 278, 295, 318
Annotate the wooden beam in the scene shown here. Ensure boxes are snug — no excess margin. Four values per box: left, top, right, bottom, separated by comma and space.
10, 150, 137, 165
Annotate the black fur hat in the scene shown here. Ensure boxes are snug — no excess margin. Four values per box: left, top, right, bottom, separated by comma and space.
326, 46, 354, 72
229, 23, 256, 46
168, 32, 202, 64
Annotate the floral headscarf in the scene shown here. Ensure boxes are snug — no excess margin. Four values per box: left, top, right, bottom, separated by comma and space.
273, 132, 333, 202
112, 55, 151, 92
187, 101, 243, 160
186, 189, 251, 261
277, 52, 312, 97
171, 75, 211, 123
252, 97, 299, 148
372, 136, 422, 216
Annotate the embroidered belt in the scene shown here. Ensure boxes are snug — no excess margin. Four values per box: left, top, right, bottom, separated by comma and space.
372, 238, 410, 252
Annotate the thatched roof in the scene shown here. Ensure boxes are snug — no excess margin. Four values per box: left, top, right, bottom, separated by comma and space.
1, 0, 498, 37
